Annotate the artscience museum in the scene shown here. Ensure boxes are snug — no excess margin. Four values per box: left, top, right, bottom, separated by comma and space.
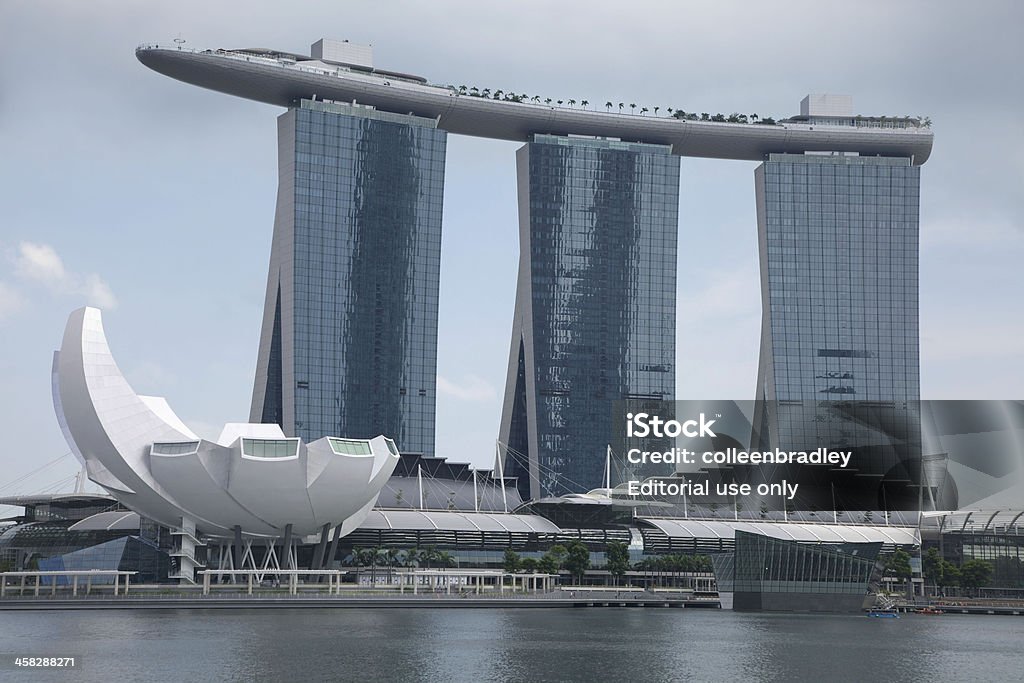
51, 307, 400, 581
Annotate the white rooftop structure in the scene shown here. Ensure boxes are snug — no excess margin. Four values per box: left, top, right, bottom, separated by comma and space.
310, 38, 373, 68
800, 93, 854, 118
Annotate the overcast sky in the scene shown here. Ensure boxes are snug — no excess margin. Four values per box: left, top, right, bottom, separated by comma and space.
1, 0, 1021, 506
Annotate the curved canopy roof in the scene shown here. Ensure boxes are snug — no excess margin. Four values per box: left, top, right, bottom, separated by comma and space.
637, 517, 919, 546
921, 509, 1024, 534
360, 509, 560, 534
68, 511, 141, 532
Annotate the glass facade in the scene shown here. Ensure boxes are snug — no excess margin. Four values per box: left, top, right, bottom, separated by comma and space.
500, 135, 679, 500
728, 532, 880, 594
37, 537, 169, 585
755, 153, 920, 405
943, 534, 1024, 588
328, 438, 373, 456
713, 531, 883, 611
240, 438, 300, 459
252, 100, 446, 455
151, 441, 200, 455
750, 154, 923, 505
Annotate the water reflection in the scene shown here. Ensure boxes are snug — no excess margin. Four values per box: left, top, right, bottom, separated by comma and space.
1, 608, 1022, 683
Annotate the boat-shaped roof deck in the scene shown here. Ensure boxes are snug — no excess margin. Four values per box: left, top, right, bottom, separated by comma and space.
137, 44, 933, 164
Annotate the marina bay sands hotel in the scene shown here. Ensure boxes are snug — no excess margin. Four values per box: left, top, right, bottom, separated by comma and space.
137, 38, 932, 502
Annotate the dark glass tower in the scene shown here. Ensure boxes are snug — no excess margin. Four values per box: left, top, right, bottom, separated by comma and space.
751, 153, 922, 505
251, 100, 446, 455
498, 135, 679, 500
754, 153, 920, 405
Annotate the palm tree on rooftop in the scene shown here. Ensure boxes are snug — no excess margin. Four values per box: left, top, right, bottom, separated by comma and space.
640, 107, 648, 115
654, 106, 659, 116
581, 100, 589, 109
630, 103, 637, 113
605, 101, 612, 111
532, 95, 541, 102
618, 102, 624, 112
545, 98, 552, 105
568, 99, 576, 107
458, 85, 467, 95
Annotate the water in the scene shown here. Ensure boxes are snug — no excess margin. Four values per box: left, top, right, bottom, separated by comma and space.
1, 608, 1022, 682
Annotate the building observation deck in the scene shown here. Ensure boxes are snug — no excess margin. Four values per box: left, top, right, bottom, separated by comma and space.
136, 41, 933, 164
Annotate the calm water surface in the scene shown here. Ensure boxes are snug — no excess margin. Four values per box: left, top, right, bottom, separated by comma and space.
1, 608, 1021, 682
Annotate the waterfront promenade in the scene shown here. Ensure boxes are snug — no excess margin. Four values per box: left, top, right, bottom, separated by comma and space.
0, 589, 719, 611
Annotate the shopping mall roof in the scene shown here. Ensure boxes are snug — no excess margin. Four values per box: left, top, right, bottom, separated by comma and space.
636, 517, 920, 546
359, 509, 560, 534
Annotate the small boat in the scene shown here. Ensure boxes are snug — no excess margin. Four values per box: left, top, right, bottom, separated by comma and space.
867, 609, 900, 619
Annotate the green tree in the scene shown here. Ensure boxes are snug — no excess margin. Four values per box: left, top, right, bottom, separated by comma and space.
503, 548, 521, 574
884, 549, 913, 581
883, 549, 914, 597
606, 541, 630, 586
520, 557, 538, 573
959, 559, 993, 595
539, 544, 567, 575
922, 548, 943, 591
418, 546, 438, 569
385, 548, 401, 571
937, 560, 960, 591
564, 541, 590, 584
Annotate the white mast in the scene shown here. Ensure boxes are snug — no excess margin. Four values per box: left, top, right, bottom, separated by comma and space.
473, 469, 479, 512
496, 442, 508, 513
605, 445, 612, 490
418, 464, 424, 510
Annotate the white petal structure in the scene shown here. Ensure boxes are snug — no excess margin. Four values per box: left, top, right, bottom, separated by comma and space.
53, 307, 399, 538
